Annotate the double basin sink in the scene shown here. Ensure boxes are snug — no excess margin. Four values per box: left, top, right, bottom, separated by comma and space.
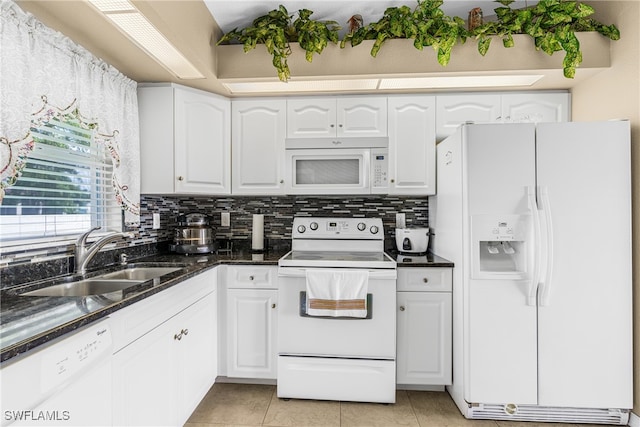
20, 266, 183, 298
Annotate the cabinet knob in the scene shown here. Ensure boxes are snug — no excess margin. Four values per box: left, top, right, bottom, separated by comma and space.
330, 124, 335, 128
182, 328, 189, 336
399, 306, 405, 312
177, 176, 184, 181
249, 275, 254, 281
423, 277, 429, 283
390, 179, 395, 183
338, 124, 343, 128
271, 303, 276, 309
280, 179, 284, 184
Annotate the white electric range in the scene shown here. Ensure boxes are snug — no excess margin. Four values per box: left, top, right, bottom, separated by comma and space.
277, 217, 397, 403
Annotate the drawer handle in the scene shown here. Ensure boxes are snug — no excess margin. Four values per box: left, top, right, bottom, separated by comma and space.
423, 277, 429, 283
399, 306, 405, 312
174, 328, 189, 341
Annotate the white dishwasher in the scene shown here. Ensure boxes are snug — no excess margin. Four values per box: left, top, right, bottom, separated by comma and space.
1, 319, 113, 426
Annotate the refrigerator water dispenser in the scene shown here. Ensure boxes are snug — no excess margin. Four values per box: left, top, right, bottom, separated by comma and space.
471, 215, 531, 280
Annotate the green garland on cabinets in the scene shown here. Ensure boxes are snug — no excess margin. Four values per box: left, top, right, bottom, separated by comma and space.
217, 0, 620, 81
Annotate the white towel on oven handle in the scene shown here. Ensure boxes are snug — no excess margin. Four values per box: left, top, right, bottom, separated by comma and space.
305, 269, 369, 318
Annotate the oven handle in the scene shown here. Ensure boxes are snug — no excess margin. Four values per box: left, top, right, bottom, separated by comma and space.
278, 267, 397, 280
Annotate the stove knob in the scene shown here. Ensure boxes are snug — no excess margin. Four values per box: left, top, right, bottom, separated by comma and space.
297, 225, 306, 233
370, 225, 379, 234
357, 222, 366, 231
310, 222, 318, 231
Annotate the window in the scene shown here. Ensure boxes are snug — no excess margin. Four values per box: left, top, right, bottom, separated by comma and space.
0, 114, 122, 247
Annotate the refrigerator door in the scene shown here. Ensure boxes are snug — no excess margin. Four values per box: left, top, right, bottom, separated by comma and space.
536, 121, 632, 409
464, 124, 538, 405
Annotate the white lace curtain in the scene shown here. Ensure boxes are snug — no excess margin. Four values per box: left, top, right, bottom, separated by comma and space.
0, 0, 140, 226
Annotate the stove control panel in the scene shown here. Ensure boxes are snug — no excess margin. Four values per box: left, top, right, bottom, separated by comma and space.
292, 217, 384, 240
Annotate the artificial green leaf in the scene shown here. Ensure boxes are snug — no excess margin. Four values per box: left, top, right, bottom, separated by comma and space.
478, 36, 491, 56
575, 3, 595, 18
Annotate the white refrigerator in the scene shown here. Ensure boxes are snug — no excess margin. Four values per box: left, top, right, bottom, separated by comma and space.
429, 121, 632, 424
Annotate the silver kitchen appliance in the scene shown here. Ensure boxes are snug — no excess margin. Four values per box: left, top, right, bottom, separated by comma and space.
277, 217, 397, 403
171, 213, 216, 254
395, 227, 429, 254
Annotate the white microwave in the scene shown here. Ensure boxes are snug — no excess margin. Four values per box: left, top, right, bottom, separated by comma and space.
285, 137, 389, 195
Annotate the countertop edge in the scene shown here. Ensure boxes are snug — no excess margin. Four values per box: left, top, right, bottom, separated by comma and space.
1, 252, 453, 364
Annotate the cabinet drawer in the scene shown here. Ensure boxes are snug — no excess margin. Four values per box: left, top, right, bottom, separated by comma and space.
397, 268, 452, 292
227, 266, 277, 289
111, 268, 216, 352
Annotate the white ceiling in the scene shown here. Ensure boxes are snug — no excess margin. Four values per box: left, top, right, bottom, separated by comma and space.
204, 0, 537, 36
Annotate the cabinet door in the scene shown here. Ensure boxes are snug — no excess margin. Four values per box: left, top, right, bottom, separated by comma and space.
227, 289, 278, 379
396, 292, 452, 385
287, 98, 336, 138
174, 87, 231, 194
435, 94, 501, 141
502, 92, 570, 123
112, 320, 178, 426
232, 100, 286, 194
337, 97, 387, 137
388, 96, 436, 195
177, 292, 218, 425
138, 86, 175, 193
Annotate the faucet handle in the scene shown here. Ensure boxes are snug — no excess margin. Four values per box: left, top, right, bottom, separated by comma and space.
76, 226, 101, 246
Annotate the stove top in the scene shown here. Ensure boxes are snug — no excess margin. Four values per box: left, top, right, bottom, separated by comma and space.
278, 250, 396, 269
279, 217, 396, 269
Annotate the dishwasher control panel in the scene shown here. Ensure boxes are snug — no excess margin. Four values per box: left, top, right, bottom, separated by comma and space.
41, 321, 113, 392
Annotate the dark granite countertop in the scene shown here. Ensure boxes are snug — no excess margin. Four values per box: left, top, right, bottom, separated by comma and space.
0, 249, 286, 364
0, 248, 452, 364
391, 252, 454, 268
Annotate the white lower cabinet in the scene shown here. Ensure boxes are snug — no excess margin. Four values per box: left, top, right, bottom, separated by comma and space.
396, 267, 452, 386
225, 266, 278, 379
112, 270, 217, 427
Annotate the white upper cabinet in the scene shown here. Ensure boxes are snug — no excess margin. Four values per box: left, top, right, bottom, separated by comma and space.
501, 92, 570, 124
388, 96, 436, 195
287, 97, 387, 139
436, 92, 570, 141
138, 83, 231, 194
232, 99, 286, 194
436, 94, 502, 140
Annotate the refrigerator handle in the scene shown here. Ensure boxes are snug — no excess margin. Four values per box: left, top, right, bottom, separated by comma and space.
538, 186, 554, 306
527, 186, 542, 306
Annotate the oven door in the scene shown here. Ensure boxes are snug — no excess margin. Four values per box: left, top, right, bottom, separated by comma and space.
285, 148, 370, 194
277, 267, 396, 359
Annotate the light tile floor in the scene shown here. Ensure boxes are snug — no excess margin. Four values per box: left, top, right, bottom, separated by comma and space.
185, 383, 611, 427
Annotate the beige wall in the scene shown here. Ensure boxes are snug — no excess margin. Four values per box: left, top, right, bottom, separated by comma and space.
571, 1, 640, 417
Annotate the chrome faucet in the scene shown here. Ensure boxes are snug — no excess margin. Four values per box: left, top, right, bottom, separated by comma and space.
75, 226, 134, 274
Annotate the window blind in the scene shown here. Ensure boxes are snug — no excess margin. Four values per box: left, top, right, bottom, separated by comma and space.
0, 116, 122, 244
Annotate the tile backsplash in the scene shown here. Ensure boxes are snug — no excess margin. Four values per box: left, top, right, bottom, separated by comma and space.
140, 194, 429, 251
1, 194, 428, 287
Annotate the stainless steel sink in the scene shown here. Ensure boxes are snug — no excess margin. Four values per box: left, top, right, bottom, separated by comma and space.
20, 279, 145, 297
94, 267, 182, 281
19, 266, 184, 298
